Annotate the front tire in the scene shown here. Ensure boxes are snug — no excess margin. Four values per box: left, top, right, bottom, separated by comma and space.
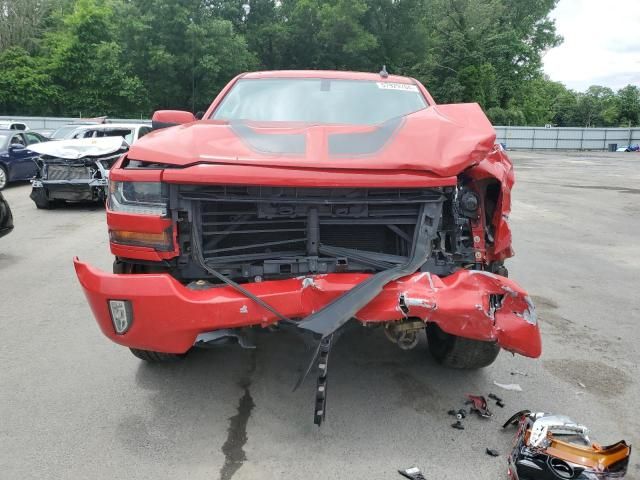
129, 348, 186, 362
426, 323, 500, 369
0, 166, 8, 190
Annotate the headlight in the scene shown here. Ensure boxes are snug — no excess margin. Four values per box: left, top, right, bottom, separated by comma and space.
108, 181, 168, 216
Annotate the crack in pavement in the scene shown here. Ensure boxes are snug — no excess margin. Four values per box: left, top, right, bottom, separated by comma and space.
219, 352, 257, 480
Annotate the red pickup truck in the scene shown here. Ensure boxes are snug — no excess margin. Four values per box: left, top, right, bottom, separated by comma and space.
75, 70, 540, 423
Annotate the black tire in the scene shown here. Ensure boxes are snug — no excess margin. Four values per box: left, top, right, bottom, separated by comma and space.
0, 166, 8, 190
426, 323, 500, 369
129, 348, 186, 362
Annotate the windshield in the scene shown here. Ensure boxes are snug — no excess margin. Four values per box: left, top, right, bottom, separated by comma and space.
212, 78, 428, 125
51, 126, 80, 139
0, 132, 10, 148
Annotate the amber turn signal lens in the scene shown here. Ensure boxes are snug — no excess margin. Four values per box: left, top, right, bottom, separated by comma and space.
109, 229, 172, 250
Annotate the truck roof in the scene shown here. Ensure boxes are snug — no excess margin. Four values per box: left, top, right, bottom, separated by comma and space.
241, 70, 416, 84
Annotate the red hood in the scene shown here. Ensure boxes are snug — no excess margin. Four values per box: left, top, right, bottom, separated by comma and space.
129, 103, 496, 178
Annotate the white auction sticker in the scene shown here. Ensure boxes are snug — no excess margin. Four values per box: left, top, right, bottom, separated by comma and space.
376, 82, 419, 92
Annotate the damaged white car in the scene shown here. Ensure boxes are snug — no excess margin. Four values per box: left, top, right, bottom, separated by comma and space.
28, 137, 128, 209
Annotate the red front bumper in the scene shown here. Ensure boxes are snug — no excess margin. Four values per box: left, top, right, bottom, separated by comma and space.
74, 258, 541, 358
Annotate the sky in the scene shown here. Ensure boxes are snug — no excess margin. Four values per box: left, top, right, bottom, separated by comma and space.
542, 0, 640, 91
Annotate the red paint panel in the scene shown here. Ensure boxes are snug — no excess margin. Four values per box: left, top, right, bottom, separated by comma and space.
127, 103, 495, 177
161, 164, 457, 188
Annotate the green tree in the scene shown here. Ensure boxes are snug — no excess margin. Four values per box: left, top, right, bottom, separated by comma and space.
41, 0, 149, 116
115, 0, 257, 112
616, 85, 640, 127
0, 47, 57, 114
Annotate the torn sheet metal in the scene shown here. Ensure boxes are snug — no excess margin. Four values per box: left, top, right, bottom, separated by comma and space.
504, 411, 631, 480
297, 202, 443, 338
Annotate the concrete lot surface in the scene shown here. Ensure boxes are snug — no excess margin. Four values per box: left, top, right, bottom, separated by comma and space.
1, 151, 638, 479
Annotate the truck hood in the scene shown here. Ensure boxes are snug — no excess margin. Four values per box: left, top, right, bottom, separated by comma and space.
128, 103, 496, 177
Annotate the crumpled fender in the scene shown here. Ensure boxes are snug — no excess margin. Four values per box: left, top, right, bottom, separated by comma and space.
468, 145, 516, 262
359, 270, 541, 358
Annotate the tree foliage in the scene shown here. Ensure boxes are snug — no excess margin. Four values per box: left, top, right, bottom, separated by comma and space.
0, 0, 638, 126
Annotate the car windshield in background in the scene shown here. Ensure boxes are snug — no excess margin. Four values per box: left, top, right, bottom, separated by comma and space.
51, 126, 80, 139
0, 132, 11, 147
212, 78, 428, 125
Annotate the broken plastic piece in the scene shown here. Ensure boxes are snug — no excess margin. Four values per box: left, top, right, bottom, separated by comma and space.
496, 400, 505, 408
488, 393, 503, 402
448, 408, 467, 420
398, 467, 426, 480
451, 420, 465, 430
504, 411, 631, 480
466, 394, 492, 418
486, 448, 500, 457
493, 381, 523, 392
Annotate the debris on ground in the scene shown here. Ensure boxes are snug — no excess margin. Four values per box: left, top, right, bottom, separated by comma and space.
451, 420, 465, 430
504, 410, 631, 479
485, 448, 500, 457
398, 466, 427, 480
493, 381, 523, 392
510, 370, 528, 377
488, 393, 505, 408
448, 408, 467, 420
466, 394, 492, 418
578, 381, 586, 388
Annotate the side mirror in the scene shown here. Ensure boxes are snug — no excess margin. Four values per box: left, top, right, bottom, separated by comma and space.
9, 143, 26, 152
151, 110, 196, 130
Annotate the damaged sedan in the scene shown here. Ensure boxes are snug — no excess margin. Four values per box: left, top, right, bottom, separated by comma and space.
74, 70, 541, 424
28, 137, 128, 208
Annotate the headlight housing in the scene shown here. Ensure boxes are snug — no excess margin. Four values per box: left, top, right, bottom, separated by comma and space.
108, 181, 168, 216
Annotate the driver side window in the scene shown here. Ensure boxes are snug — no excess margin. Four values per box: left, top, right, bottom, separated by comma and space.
10, 134, 25, 146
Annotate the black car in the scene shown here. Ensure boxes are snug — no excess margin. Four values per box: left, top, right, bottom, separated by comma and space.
0, 129, 49, 190
0, 191, 14, 238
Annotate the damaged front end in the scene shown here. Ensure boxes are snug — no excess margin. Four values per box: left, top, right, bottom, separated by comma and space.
29, 138, 127, 207
504, 411, 632, 480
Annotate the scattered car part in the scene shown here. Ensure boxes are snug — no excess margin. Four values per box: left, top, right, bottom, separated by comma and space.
466, 394, 492, 418
448, 408, 467, 420
489, 393, 505, 408
494, 381, 523, 392
0, 191, 14, 239
504, 411, 631, 480
451, 420, 465, 430
28, 137, 127, 207
486, 448, 500, 457
398, 467, 427, 480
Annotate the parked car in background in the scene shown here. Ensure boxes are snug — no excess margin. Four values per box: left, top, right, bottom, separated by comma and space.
31, 128, 56, 139
0, 130, 49, 190
50, 123, 152, 144
29, 133, 137, 208
0, 191, 13, 238
0, 121, 29, 131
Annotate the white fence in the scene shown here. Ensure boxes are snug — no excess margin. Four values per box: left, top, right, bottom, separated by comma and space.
0, 115, 150, 130
3, 115, 640, 151
495, 126, 640, 150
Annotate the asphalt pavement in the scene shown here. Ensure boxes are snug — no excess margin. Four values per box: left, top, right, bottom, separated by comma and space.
1, 150, 638, 479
